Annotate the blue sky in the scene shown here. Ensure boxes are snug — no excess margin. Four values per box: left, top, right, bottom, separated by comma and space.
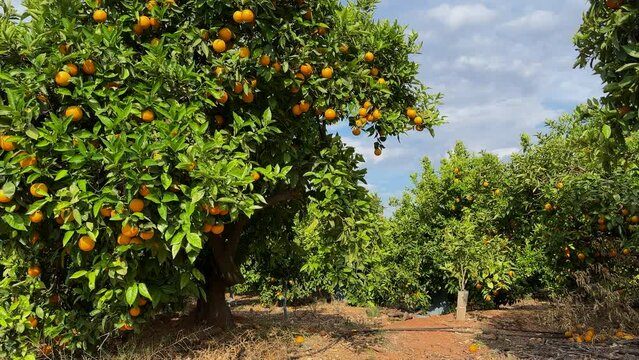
7, 0, 602, 212
333, 0, 602, 211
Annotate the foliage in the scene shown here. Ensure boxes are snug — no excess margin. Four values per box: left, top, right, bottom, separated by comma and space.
0, 0, 441, 356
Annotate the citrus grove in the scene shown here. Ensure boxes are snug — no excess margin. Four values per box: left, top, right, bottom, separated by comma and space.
0, 0, 442, 357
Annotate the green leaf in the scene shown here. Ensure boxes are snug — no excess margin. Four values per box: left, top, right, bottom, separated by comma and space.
186, 233, 202, 249
125, 284, 139, 306
602, 124, 611, 139
2, 214, 26, 231
138, 283, 152, 300
69, 270, 87, 279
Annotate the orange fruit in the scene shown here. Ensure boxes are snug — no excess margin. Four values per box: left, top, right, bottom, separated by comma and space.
120, 323, 134, 331
202, 29, 211, 40
129, 307, 141, 317
64, 106, 83, 122
100, 206, 112, 218
30, 183, 48, 198
232, 10, 243, 23
259, 54, 271, 66
130, 237, 143, 244
19, 152, 37, 168
377, 78, 386, 85
93, 9, 107, 23
49, 293, 60, 306
364, 51, 374, 63
150, 17, 160, 28
577, 252, 586, 261
609, 249, 618, 257
218, 27, 233, 42
117, 234, 131, 245
292, 104, 302, 116
0, 135, 16, 151
141, 109, 155, 122
294, 335, 305, 344
58, 43, 70, 54
372, 109, 381, 120
242, 91, 254, 103
28, 316, 38, 328
129, 199, 144, 213
138, 298, 148, 306
27, 265, 41, 277
544, 203, 553, 211
214, 115, 225, 126
556, 181, 564, 189
291, 86, 300, 93
370, 67, 379, 76
352, 128, 361, 136
78, 235, 95, 252
251, 171, 261, 182
300, 64, 313, 76
29, 210, 44, 223
217, 90, 229, 104
239, 47, 251, 58
321, 67, 333, 79
468, 343, 479, 353
139, 185, 151, 197
55, 71, 71, 86
212, 39, 226, 53
607, 0, 624, 10
122, 224, 139, 237
622, 248, 631, 256
211, 223, 225, 234
241, 9, 255, 23
138, 15, 151, 29
30, 232, 40, 244
414, 116, 423, 125
202, 223, 213, 233
209, 205, 221, 215
374, 148, 382, 156
132, 24, 145, 36
140, 230, 155, 240
233, 82, 244, 94
273, 62, 282, 72
324, 108, 337, 121
82, 60, 96, 75
66, 63, 78, 76
303, 9, 312, 20
406, 108, 417, 119
219, 208, 229, 216
630, 215, 639, 224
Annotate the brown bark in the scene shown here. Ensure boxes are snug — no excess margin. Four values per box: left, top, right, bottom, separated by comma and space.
197, 189, 302, 327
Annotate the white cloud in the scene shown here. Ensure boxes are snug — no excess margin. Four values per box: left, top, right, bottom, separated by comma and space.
503, 10, 560, 32
425, 4, 498, 30
489, 147, 520, 159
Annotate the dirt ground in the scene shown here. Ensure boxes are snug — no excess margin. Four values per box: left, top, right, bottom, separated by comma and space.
104, 297, 639, 360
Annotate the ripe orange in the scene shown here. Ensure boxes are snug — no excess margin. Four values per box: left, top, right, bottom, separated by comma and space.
324, 108, 337, 121
66, 63, 78, 76
0, 135, 16, 151
82, 60, 96, 75
138, 185, 151, 197
259, 54, 271, 66
630, 215, 639, 224
138, 298, 148, 306
218, 27, 233, 42
55, 71, 71, 86
291, 86, 300, 93
216, 90, 229, 104
129, 307, 141, 317
241, 9, 255, 23
122, 224, 139, 237
352, 128, 361, 136
78, 235, 96, 252
239, 47, 251, 58
209, 205, 221, 215
251, 171, 261, 182
129, 199, 145, 213
372, 109, 381, 120
468, 343, 479, 353
133, 24, 145, 36
413, 116, 423, 125
18, 152, 37, 168
30, 232, 40, 245
100, 206, 112, 218
212, 39, 226, 53
377, 78, 386, 85
64, 106, 83, 122
577, 252, 586, 261
30, 183, 48, 198
117, 234, 132, 245
49, 293, 60, 306
622, 248, 631, 256
607, 0, 624, 10
120, 323, 134, 331
273, 62, 282, 72
370, 67, 379, 76
150, 17, 160, 28
242, 91, 254, 103
140, 230, 155, 240
202, 222, 213, 233
233, 82, 244, 94
59, 43, 70, 54
211, 223, 225, 235
374, 148, 382, 156
219, 208, 229, 216
300, 64, 313, 76
321, 67, 333, 79
364, 52, 374, 63
303, 9, 313, 20
28, 316, 38, 328
299, 101, 311, 113
543, 203, 553, 211
292, 104, 302, 116
29, 210, 44, 223
130, 237, 143, 245
93, 9, 107, 23
609, 249, 618, 257
294, 335, 305, 344
27, 265, 41, 277
233, 10, 243, 23
138, 15, 151, 29
475, 283, 482, 290
141, 109, 155, 122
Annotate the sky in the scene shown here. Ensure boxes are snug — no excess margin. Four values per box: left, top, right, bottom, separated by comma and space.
6, 0, 603, 213
332, 0, 603, 212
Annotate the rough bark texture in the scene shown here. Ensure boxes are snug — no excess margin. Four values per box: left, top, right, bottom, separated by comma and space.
456, 290, 469, 321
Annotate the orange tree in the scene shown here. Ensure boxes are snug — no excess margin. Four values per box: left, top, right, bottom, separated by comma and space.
574, 0, 639, 162
0, 0, 442, 356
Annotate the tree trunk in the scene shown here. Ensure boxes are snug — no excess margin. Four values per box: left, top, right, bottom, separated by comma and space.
456, 290, 469, 321
197, 272, 234, 329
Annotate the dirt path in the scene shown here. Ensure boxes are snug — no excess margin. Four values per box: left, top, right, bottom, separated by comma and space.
111, 298, 639, 360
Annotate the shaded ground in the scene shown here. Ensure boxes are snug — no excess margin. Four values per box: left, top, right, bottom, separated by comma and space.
98, 297, 639, 360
